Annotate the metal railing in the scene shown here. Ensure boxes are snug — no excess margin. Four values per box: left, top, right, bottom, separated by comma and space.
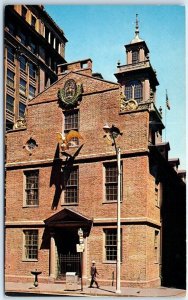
57, 253, 81, 277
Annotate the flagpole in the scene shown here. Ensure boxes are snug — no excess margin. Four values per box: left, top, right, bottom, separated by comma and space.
165, 101, 167, 142
165, 89, 170, 142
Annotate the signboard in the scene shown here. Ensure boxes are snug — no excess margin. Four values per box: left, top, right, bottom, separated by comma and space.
76, 244, 85, 252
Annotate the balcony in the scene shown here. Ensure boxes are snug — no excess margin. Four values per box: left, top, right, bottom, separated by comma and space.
116, 60, 151, 74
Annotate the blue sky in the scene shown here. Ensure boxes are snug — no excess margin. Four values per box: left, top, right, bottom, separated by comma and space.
45, 5, 186, 169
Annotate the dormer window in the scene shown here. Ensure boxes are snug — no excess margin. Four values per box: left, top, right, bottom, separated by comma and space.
132, 50, 139, 64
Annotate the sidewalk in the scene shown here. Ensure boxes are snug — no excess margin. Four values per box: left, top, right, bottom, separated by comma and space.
5, 281, 186, 297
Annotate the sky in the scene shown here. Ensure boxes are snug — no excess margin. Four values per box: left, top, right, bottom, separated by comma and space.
45, 5, 186, 170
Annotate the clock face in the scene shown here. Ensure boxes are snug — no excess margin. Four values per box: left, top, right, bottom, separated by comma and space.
64, 79, 77, 104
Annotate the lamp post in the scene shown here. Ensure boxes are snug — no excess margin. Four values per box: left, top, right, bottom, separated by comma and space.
103, 124, 122, 294
78, 228, 84, 291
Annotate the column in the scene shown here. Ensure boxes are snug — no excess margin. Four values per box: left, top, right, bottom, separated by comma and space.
50, 233, 56, 279
144, 79, 150, 101
127, 50, 132, 64
139, 47, 145, 61
48, 31, 51, 44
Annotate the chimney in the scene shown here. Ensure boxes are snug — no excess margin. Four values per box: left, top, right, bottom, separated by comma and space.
57, 58, 93, 78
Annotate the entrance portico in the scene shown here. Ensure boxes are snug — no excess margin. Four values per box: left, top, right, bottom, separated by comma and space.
44, 208, 93, 280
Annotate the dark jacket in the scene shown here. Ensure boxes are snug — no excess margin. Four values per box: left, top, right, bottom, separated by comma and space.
90, 265, 98, 278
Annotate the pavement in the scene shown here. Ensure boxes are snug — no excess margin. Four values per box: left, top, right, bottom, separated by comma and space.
4, 281, 186, 297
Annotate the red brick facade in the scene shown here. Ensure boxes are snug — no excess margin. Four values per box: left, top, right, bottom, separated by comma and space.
5, 24, 186, 289
5, 60, 162, 287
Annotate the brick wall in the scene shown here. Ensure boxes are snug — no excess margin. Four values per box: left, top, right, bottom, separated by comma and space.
5, 71, 161, 287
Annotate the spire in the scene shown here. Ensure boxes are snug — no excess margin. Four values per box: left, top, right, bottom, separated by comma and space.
131, 14, 143, 44
135, 13, 139, 36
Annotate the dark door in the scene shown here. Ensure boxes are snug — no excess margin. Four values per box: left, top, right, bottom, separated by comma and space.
55, 228, 81, 277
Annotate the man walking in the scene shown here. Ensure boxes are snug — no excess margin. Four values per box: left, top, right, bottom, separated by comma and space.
89, 261, 99, 288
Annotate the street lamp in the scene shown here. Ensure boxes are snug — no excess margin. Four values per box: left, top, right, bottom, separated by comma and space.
103, 123, 122, 294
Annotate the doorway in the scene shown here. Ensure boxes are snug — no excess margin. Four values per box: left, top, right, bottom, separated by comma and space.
55, 228, 81, 277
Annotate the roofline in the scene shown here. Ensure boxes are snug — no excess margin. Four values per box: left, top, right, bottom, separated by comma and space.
125, 40, 149, 53
58, 58, 93, 67
28, 70, 119, 106
29, 5, 68, 42
58, 69, 119, 86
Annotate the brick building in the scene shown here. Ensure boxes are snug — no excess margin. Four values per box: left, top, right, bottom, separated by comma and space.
5, 17, 186, 289
4, 5, 67, 130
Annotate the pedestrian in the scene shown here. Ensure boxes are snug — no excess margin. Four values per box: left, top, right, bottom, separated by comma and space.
89, 260, 99, 288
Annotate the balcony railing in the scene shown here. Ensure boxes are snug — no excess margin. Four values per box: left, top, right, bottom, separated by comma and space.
117, 60, 151, 73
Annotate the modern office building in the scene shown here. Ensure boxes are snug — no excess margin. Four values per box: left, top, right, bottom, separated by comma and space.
5, 16, 186, 289
4, 5, 67, 130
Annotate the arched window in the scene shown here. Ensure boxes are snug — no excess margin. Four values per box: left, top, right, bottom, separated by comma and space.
124, 80, 143, 103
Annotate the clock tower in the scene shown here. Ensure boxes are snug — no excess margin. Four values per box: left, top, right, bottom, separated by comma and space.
115, 14, 159, 105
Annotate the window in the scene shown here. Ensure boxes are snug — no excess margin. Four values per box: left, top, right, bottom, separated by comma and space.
104, 229, 122, 261
29, 63, 36, 78
7, 70, 14, 88
19, 102, 26, 118
105, 163, 118, 201
155, 184, 159, 206
132, 50, 139, 64
20, 56, 27, 71
6, 120, 14, 131
154, 230, 159, 263
29, 85, 36, 99
134, 81, 142, 102
64, 110, 79, 146
124, 80, 142, 103
45, 27, 50, 41
20, 79, 27, 95
7, 23, 15, 35
23, 230, 38, 260
51, 59, 57, 71
29, 40, 36, 54
51, 34, 54, 47
125, 83, 132, 100
22, 6, 27, 19
6, 94, 14, 113
31, 16, 36, 28
18, 31, 27, 46
64, 167, 78, 204
7, 46, 15, 62
25, 170, 39, 206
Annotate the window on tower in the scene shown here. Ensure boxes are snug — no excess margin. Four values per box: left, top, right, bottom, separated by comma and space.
125, 82, 133, 100
132, 50, 139, 64
134, 81, 142, 102
125, 80, 143, 103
